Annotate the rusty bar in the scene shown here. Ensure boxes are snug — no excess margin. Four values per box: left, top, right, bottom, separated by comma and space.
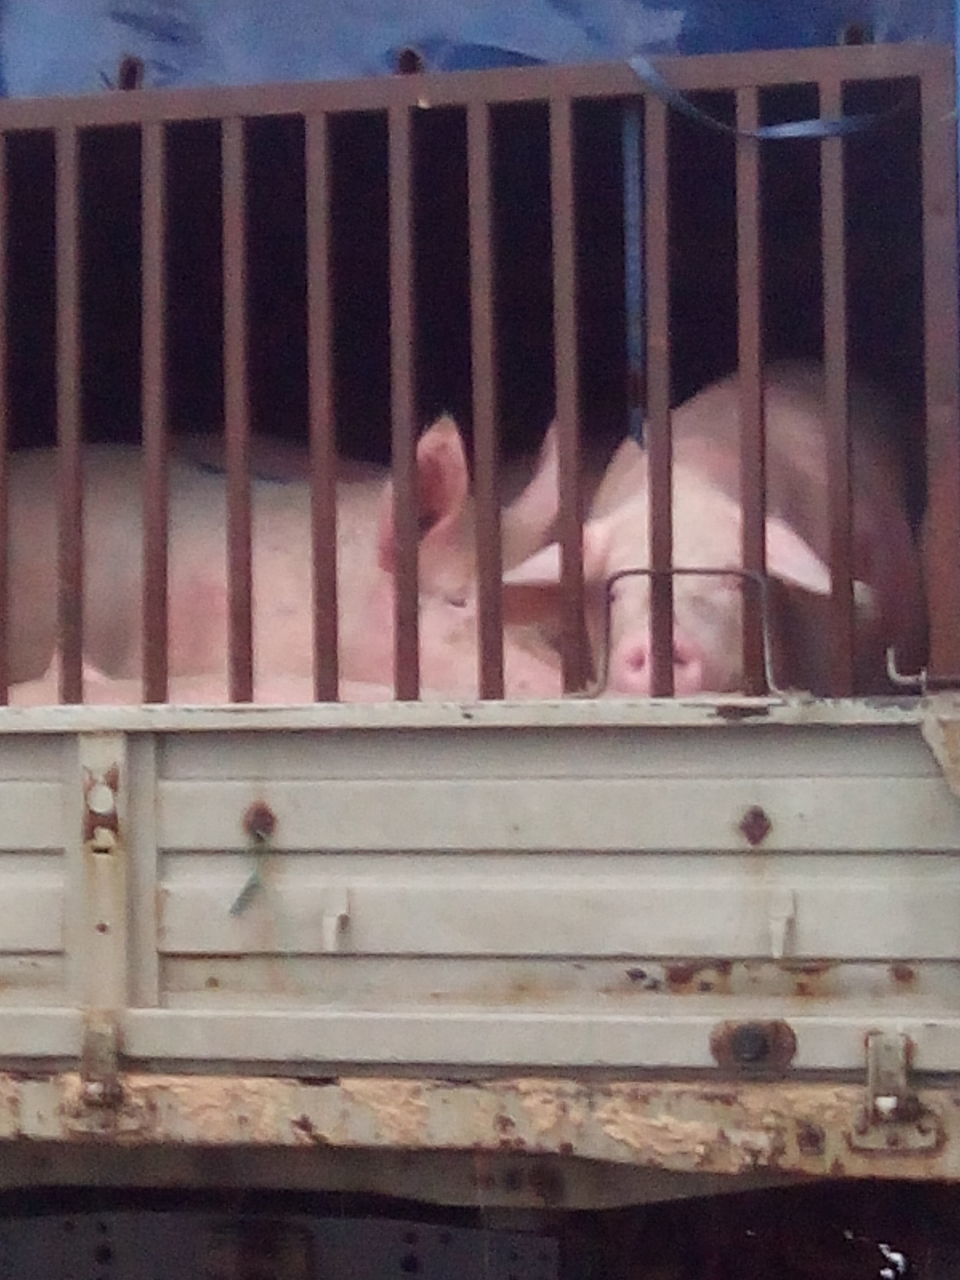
141, 121, 169, 703
920, 55, 960, 678
0, 46, 936, 133
388, 103, 420, 700
819, 77, 854, 696
305, 113, 338, 702
55, 124, 83, 704
0, 134, 8, 704
550, 93, 587, 693
735, 88, 766, 694
222, 116, 254, 703
468, 100, 504, 699
644, 96, 673, 697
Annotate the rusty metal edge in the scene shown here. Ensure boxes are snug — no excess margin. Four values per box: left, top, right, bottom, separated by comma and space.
0, 695, 930, 734
3, 1071, 959, 1183
0, 44, 943, 132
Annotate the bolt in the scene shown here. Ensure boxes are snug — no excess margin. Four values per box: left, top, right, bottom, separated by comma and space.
243, 801, 276, 843
730, 1023, 771, 1064
739, 806, 771, 846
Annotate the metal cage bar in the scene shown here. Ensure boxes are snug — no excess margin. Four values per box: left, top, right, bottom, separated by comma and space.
644, 96, 673, 698
222, 115, 254, 703
55, 124, 84, 704
141, 120, 170, 704
0, 45, 950, 709
468, 100, 504, 700
0, 134, 9, 706
920, 52, 960, 681
305, 112, 339, 703
819, 77, 855, 697
550, 94, 587, 693
734, 88, 766, 696
388, 103, 420, 701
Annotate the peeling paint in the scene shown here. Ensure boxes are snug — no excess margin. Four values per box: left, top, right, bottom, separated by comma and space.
0, 1072, 953, 1189
514, 1079, 587, 1137
339, 1079, 429, 1147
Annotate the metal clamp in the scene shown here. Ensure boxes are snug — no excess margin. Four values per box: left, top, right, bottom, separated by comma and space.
595, 566, 790, 698
849, 1032, 942, 1153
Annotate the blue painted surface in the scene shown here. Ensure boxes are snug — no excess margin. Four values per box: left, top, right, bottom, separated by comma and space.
0, 0, 951, 99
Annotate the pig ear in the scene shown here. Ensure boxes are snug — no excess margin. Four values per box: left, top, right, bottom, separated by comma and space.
764, 516, 832, 595
501, 422, 560, 567
377, 415, 470, 573
503, 519, 611, 589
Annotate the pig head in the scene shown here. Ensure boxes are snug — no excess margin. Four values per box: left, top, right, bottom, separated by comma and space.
504, 362, 925, 697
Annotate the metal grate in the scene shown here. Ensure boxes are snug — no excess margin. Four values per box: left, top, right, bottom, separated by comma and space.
0, 44, 954, 705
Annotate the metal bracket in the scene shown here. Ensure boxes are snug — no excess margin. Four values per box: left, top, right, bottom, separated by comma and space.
80, 1010, 123, 1107
849, 1032, 942, 1152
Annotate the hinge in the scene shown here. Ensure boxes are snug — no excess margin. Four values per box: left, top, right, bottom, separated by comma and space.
848, 1032, 942, 1153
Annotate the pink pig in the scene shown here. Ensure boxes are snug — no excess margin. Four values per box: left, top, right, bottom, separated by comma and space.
4, 416, 562, 705
504, 362, 926, 696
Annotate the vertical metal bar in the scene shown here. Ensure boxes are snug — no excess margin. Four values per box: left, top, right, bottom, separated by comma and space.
644, 97, 673, 697
56, 124, 84, 705
921, 56, 960, 678
550, 93, 587, 693
735, 89, 766, 694
468, 100, 503, 700
0, 133, 9, 705
222, 116, 254, 703
820, 77, 854, 696
305, 113, 338, 702
141, 121, 169, 703
622, 102, 645, 443
388, 103, 420, 700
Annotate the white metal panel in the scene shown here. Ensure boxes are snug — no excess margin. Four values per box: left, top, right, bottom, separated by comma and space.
155, 775, 960, 853
0, 709, 955, 1075
158, 722, 936, 781
122, 1006, 960, 1071
159, 956, 960, 1011
156, 861, 960, 959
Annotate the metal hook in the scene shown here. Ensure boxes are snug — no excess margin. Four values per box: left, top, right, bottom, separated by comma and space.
597, 566, 790, 698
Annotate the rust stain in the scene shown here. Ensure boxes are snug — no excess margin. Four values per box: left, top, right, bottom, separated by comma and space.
243, 801, 276, 843
664, 960, 733, 995
891, 962, 917, 986
514, 1079, 586, 1137
739, 805, 772, 846
796, 1120, 826, 1157
1, 1071, 954, 1185
340, 1079, 428, 1147
713, 704, 771, 721
710, 1021, 797, 1073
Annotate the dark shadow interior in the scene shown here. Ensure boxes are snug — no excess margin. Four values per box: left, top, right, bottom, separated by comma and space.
0, 77, 926, 527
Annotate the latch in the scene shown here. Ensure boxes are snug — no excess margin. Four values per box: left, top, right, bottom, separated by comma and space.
848, 1032, 942, 1152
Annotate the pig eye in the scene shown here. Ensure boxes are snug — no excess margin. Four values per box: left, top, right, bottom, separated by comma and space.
445, 592, 468, 609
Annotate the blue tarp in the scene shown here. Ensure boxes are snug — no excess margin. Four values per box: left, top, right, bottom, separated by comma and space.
0, 0, 952, 99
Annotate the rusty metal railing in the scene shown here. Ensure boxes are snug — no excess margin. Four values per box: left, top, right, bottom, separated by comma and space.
0, 43, 952, 704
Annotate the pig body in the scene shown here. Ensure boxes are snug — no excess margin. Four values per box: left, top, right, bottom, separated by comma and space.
6, 418, 562, 704
506, 362, 925, 696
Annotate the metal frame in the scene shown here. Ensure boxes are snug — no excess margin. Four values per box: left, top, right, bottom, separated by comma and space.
0, 43, 952, 704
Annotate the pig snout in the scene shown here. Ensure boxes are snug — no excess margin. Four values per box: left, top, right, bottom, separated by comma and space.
606, 632, 705, 695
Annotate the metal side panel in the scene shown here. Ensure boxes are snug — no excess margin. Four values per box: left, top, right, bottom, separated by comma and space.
0, 700, 957, 1078
0, 1211, 558, 1280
